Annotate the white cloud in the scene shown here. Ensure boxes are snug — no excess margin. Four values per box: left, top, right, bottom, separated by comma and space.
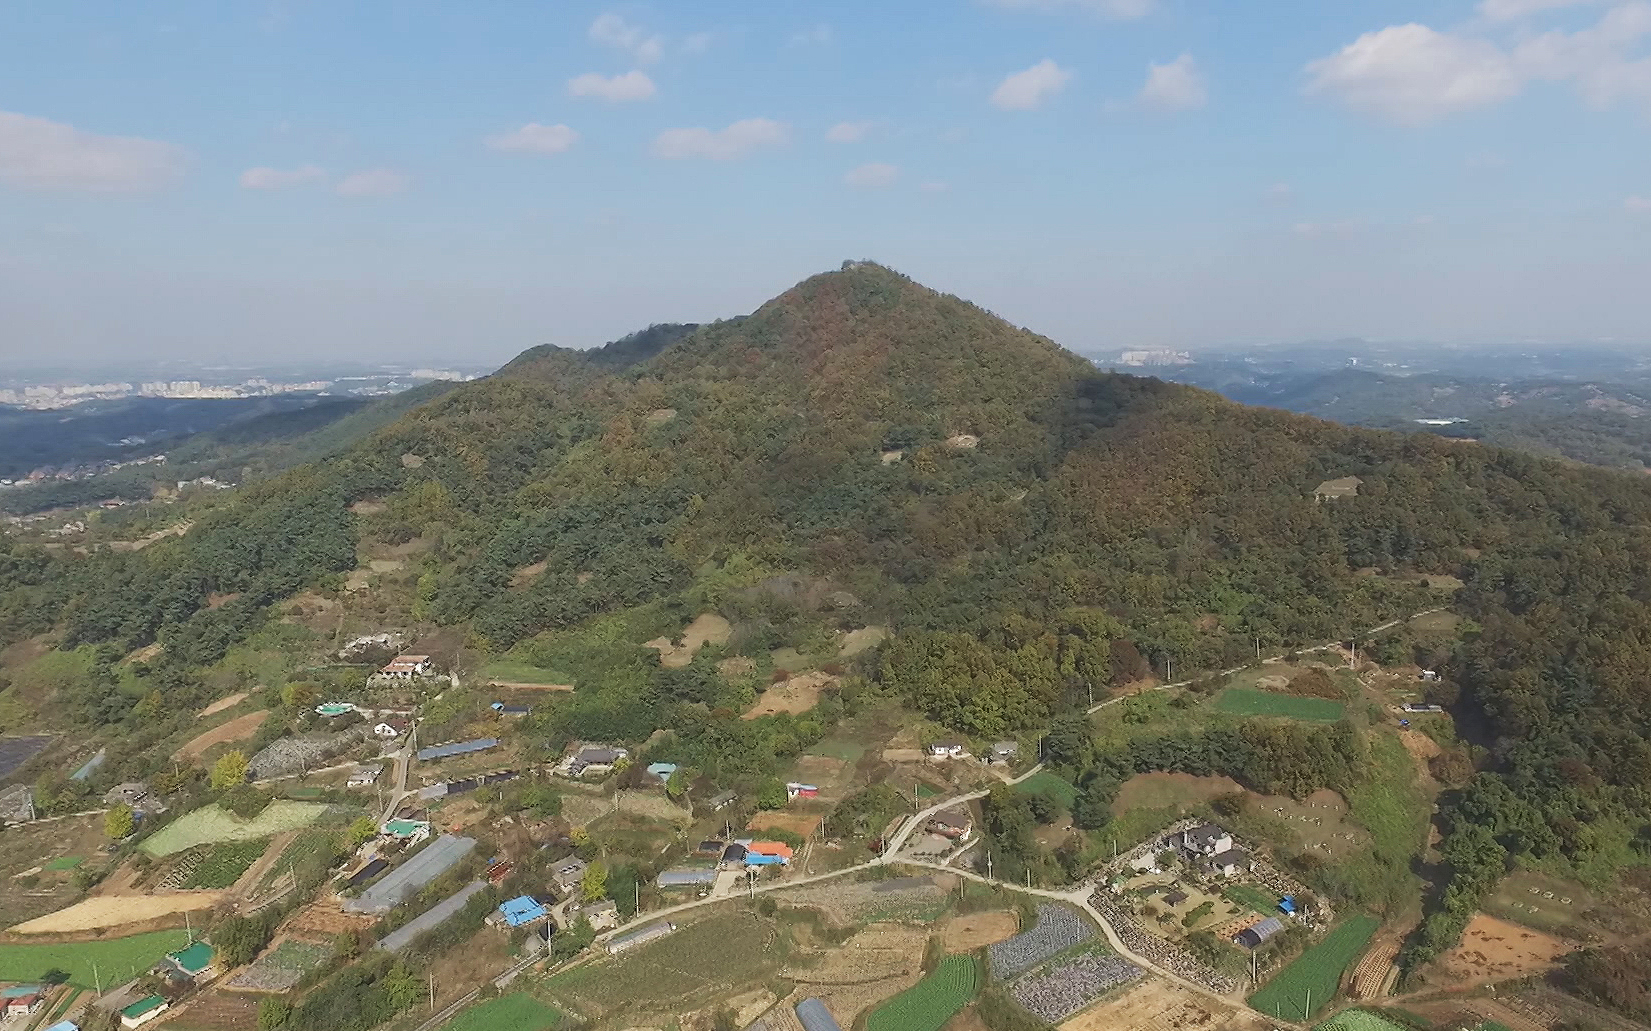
844, 162, 899, 188
991, 59, 1073, 110
1478, 0, 1599, 21
1305, 24, 1522, 125
1513, 3, 1651, 107
590, 13, 664, 64
485, 123, 579, 155
0, 110, 185, 192
568, 70, 656, 102
652, 118, 789, 160
825, 120, 876, 143
335, 169, 410, 197
1139, 54, 1207, 111
789, 23, 834, 46
239, 164, 324, 189
1628, 194, 1651, 212
982, 0, 1155, 20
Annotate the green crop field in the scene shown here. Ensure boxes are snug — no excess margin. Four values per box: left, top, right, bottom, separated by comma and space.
142, 801, 329, 856
1313, 1010, 1409, 1031
480, 659, 573, 686
1224, 884, 1279, 916
1215, 689, 1346, 722
43, 856, 83, 871
1016, 771, 1078, 809
1249, 915, 1380, 1021
867, 955, 979, 1031
0, 929, 190, 987
809, 738, 867, 762
183, 839, 269, 888
441, 993, 563, 1031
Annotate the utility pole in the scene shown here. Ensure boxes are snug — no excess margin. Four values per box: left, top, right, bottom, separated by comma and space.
986, 853, 993, 881
1086, 681, 1093, 707
635, 882, 640, 915
429, 974, 435, 1012
1255, 636, 1260, 661
93, 962, 101, 996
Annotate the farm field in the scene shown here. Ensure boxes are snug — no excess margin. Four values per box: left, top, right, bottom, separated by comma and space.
1437, 914, 1570, 986
1215, 689, 1345, 722
167, 989, 261, 1031
942, 911, 1020, 952
1111, 772, 1244, 813
1248, 915, 1380, 1022
142, 801, 329, 856
479, 659, 573, 687
866, 955, 978, 1031
1009, 948, 1142, 1023
988, 905, 1094, 980
174, 709, 270, 761
1225, 884, 1279, 916
1312, 1009, 1409, 1031
0, 928, 188, 986
182, 839, 269, 888
1482, 871, 1596, 938
229, 939, 331, 991
9, 891, 222, 933
440, 992, 564, 1031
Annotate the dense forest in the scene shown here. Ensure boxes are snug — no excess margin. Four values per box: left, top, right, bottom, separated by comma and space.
6, 263, 1651, 963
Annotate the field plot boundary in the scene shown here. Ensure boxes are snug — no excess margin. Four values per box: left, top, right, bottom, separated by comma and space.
1248, 914, 1380, 1022
865, 954, 978, 1031
141, 801, 330, 857
1215, 688, 1346, 721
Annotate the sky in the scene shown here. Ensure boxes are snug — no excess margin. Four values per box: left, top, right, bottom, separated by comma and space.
1, 0, 1649, 368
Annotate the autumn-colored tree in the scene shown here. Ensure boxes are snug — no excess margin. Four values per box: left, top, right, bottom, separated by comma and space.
211, 750, 250, 791
104, 803, 135, 840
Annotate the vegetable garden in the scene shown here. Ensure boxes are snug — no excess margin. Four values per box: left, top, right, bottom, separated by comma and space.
1249, 915, 1380, 1021
182, 839, 269, 888
866, 955, 978, 1031
1214, 689, 1345, 721
440, 992, 563, 1031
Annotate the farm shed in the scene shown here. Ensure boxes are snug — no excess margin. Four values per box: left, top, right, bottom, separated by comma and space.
344, 834, 478, 913
550, 856, 589, 892
708, 789, 737, 810
606, 921, 676, 954
497, 895, 550, 928
120, 996, 169, 1029
42, 1022, 80, 1031
647, 762, 679, 783
490, 702, 532, 715
795, 998, 844, 1031
721, 843, 748, 866
346, 857, 389, 886
1236, 916, 1285, 949
379, 881, 488, 951
164, 940, 219, 983
416, 738, 500, 761
658, 867, 718, 888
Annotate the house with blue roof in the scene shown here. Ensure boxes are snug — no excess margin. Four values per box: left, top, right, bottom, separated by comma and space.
646, 762, 678, 785
498, 895, 549, 928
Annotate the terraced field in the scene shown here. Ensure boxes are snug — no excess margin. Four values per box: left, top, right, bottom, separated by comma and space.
987, 904, 1094, 980
866, 955, 978, 1031
1249, 915, 1380, 1021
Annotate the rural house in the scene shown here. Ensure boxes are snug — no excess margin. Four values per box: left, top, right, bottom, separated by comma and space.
927, 807, 974, 841
163, 941, 219, 984
120, 996, 169, 1029
989, 741, 1020, 765
785, 782, 819, 800
497, 896, 550, 928
1311, 476, 1363, 502
373, 717, 410, 738
550, 855, 589, 893
2, 987, 43, 1018
707, 789, 737, 811
348, 765, 383, 787
568, 898, 620, 931
378, 655, 434, 679
1202, 848, 1253, 878
928, 741, 967, 759
1179, 823, 1234, 857
744, 841, 793, 865
566, 745, 627, 777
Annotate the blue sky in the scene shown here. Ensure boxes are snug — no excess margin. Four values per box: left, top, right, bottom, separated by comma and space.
1, 0, 1648, 366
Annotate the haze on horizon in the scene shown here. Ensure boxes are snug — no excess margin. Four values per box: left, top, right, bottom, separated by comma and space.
2, 0, 1649, 369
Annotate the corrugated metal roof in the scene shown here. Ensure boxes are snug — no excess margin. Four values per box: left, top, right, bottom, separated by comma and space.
795, 998, 843, 1031
607, 922, 675, 954
416, 738, 500, 761
377, 881, 488, 951
657, 868, 717, 886
344, 834, 477, 913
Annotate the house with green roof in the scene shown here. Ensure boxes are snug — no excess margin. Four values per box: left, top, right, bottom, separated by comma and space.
163, 940, 219, 983
120, 995, 169, 1029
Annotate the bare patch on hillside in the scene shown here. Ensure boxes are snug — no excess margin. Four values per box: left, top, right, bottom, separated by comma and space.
745, 671, 836, 719
400, 453, 424, 468
349, 499, 386, 515
645, 613, 732, 668
646, 408, 678, 425
125, 643, 164, 664
10, 891, 224, 933
511, 560, 548, 587
838, 627, 887, 658
175, 710, 270, 761
946, 434, 979, 449
198, 692, 248, 718
1438, 914, 1571, 986
109, 521, 192, 552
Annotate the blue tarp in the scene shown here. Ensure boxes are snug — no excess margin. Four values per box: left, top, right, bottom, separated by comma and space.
499, 895, 549, 927
744, 853, 785, 867
416, 738, 500, 761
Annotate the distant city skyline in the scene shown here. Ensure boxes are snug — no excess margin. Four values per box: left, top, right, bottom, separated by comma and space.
3, 1, 1650, 365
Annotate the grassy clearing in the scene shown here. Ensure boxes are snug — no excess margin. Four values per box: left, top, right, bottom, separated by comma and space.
0, 929, 189, 987
256, 827, 340, 892
1224, 884, 1280, 916
867, 955, 979, 1031
1215, 689, 1345, 721
544, 911, 775, 1017
43, 856, 83, 871
1248, 915, 1380, 1022
142, 801, 328, 857
479, 659, 573, 686
1015, 771, 1078, 810
1312, 1010, 1410, 1031
440, 993, 563, 1031
808, 737, 868, 762
183, 839, 268, 888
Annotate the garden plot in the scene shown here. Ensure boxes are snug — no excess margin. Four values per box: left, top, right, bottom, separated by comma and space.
174, 710, 270, 761
866, 954, 977, 1031
745, 671, 838, 719
1059, 977, 1246, 1031
1010, 950, 1143, 1023
142, 801, 330, 856
644, 613, 731, 668
1248, 914, 1379, 1022
165, 987, 261, 1031
778, 875, 953, 925
988, 904, 1095, 980
9, 891, 223, 933
784, 922, 925, 985
1215, 689, 1345, 721
228, 939, 331, 992
942, 911, 1020, 952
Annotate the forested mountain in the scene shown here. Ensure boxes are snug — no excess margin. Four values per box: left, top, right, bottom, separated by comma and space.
6, 262, 1651, 964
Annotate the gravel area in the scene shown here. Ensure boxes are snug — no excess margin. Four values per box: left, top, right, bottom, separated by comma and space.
988, 904, 1095, 980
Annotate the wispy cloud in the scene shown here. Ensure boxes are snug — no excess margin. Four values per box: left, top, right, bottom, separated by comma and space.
0, 110, 186, 192
590, 13, 664, 64
1477, 0, 1600, 21
335, 169, 410, 197
991, 59, 1072, 110
844, 162, 899, 188
1628, 194, 1651, 213
982, 0, 1155, 19
825, 120, 877, 143
1138, 54, 1207, 111
568, 70, 656, 102
653, 118, 789, 160
239, 164, 325, 189
485, 124, 579, 155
